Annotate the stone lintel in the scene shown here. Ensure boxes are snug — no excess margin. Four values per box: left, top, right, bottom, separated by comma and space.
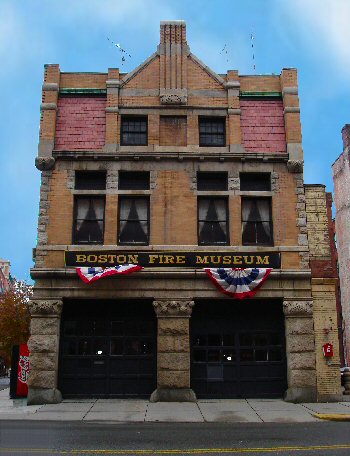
228, 108, 241, 115
105, 106, 119, 113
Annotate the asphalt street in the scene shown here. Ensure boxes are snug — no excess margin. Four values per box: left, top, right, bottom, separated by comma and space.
0, 421, 350, 456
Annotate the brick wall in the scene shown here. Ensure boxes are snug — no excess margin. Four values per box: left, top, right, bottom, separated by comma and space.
240, 100, 286, 153
55, 97, 106, 150
333, 140, 350, 364
159, 116, 187, 146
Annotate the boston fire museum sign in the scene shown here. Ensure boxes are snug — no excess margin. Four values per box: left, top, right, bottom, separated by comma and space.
65, 251, 281, 269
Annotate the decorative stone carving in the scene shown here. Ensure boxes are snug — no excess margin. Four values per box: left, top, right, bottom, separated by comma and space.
28, 299, 63, 317
160, 93, 188, 105
35, 157, 55, 171
153, 300, 194, 317
287, 160, 304, 173
283, 300, 313, 316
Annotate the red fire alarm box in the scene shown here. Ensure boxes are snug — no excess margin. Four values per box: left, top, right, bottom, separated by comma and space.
322, 343, 334, 358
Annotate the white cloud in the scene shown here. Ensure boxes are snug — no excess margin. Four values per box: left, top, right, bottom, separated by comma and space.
281, 0, 350, 77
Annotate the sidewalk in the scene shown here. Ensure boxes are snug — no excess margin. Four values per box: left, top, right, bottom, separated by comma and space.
1, 388, 350, 422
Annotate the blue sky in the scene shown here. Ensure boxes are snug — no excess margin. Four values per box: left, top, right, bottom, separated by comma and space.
0, 0, 349, 281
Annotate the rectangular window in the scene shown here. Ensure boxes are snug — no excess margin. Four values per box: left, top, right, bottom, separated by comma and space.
73, 196, 105, 244
199, 117, 226, 147
118, 197, 149, 245
159, 116, 187, 146
197, 172, 228, 191
198, 197, 229, 245
75, 171, 106, 190
118, 171, 150, 190
240, 173, 271, 191
120, 116, 148, 146
242, 197, 273, 245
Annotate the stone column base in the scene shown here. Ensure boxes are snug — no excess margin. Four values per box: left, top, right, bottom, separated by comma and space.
27, 388, 62, 405
150, 388, 197, 402
284, 386, 317, 403
317, 393, 344, 403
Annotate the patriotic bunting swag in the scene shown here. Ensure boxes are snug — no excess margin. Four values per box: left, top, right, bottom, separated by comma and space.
205, 268, 272, 299
76, 265, 143, 284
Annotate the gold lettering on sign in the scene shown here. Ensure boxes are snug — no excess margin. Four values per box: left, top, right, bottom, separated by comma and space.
243, 255, 254, 265
76, 254, 87, 263
176, 255, 186, 264
223, 256, 232, 265
116, 255, 126, 263
196, 256, 209, 264
128, 254, 139, 264
256, 255, 269, 265
164, 255, 175, 264
98, 254, 108, 263
107, 255, 116, 263
233, 256, 243, 265
149, 255, 159, 264
87, 255, 98, 263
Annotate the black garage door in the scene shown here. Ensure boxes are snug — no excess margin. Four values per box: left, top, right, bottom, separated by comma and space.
191, 300, 287, 398
59, 300, 156, 398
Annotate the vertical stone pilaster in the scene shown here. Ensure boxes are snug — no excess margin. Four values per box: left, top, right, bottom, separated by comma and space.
150, 299, 196, 402
312, 279, 343, 401
27, 299, 63, 405
283, 299, 317, 402
226, 70, 244, 154
104, 68, 120, 152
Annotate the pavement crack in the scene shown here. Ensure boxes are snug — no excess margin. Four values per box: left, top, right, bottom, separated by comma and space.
246, 399, 264, 422
82, 399, 97, 420
196, 402, 206, 422
144, 402, 149, 422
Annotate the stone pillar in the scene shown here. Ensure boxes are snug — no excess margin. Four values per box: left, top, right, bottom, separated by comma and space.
283, 299, 317, 402
150, 299, 196, 402
27, 298, 63, 405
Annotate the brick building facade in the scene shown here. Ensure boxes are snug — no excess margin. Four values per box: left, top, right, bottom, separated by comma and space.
28, 21, 342, 405
333, 124, 350, 365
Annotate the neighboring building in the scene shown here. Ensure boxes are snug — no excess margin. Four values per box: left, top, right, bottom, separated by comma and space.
0, 258, 11, 293
28, 21, 342, 405
333, 125, 350, 365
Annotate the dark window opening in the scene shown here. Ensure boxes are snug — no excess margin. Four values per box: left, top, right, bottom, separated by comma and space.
73, 196, 105, 244
75, 171, 106, 190
199, 117, 226, 147
242, 197, 273, 245
198, 197, 229, 245
118, 197, 149, 245
119, 171, 150, 190
240, 173, 271, 191
197, 172, 228, 191
121, 116, 148, 146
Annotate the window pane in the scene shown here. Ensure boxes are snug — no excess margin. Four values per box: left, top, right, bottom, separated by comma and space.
208, 334, 221, 346
255, 349, 268, 362
110, 338, 123, 355
269, 349, 282, 361
223, 350, 235, 362
193, 335, 207, 346
199, 118, 225, 147
193, 349, 206, 362
254, 334, 269, 346
94, 339, 107, 356
240, 173, 271, 191
119, 171, 150, 190
74, 197, 105, 244
197, 172, 228, 191
223, 335, 235, 346
75, 171, 106, 190
208, 349, 221, 362
119, 198, 149, 245
78, 339, 92, 356
240, 349, 253, 362
121, 117, 148, 145
198, 198, 228, 245
239, 334, 253, 346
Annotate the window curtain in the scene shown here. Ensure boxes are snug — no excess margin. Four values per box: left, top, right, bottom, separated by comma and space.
119, 199, 148, 243
199, 199, 227, 244
242, 199, 271, 242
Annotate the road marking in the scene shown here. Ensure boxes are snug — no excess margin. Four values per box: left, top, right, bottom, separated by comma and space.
2, 443, 350, 454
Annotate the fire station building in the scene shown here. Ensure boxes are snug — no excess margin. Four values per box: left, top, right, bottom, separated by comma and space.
28, 21, 342, 404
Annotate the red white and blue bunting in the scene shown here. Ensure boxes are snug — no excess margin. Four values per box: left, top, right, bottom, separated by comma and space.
76, 265, 143, 284
205, 268, 272, 299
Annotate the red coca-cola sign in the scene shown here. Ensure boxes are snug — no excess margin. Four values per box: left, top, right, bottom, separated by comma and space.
16, 344, 30, 397
322, 343, 334, 358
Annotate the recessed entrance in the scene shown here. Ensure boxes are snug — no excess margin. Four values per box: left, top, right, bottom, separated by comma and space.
191, 300, 287, 398
59, 300, 156, 398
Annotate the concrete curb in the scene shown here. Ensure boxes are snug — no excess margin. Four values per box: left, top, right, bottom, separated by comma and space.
312, 413, 350, 422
